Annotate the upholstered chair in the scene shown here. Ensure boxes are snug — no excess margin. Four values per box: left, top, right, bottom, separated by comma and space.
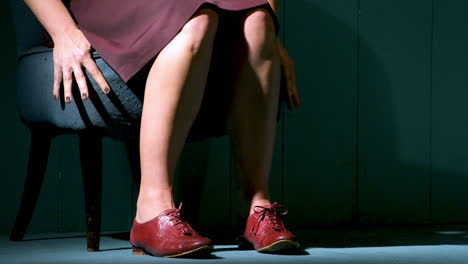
8, 0, 229, 251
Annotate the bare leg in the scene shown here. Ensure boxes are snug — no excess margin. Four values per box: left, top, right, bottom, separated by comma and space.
136, 9, 219, 223
228, 9, 281, 215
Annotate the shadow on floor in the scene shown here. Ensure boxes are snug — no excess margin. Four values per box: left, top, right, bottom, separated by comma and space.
18, 224, 468, 253
105, 225, 468, 248
296, 225, 468, 248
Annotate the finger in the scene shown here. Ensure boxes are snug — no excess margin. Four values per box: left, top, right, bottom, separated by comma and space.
83, 58, 111, 94
293, 89, 301, 108
281, 61, 292, 100
63, 67, 73, 104
53, 64, 62, 101
286, 87, 293, 109
287, 97, 293, 109
290, 63, 301, 108
282, 65, 292, 109
72, 65, 89, 100
285, 63, 294, 109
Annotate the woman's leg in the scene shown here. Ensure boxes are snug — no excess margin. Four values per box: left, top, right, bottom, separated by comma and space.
228, 8, 281, 215
136, 8, 219, 223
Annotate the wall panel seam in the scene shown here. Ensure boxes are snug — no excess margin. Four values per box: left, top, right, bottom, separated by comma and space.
354, 0, 361, 225
280, 0, 286, 206
428, 0, 434, 223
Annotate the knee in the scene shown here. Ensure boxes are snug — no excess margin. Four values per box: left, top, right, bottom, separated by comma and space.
179, 8, 219, 55
243, 9, 278, 62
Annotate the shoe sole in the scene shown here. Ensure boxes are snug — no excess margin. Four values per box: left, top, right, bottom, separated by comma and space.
257, 239, 300, 253
132, 244, 214, 258
238, 236, 300, 253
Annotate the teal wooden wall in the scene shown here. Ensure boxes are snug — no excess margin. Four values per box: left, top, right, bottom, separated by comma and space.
358, 0, 433, 224
1, 0, 468, 235
284, 0, 358, 227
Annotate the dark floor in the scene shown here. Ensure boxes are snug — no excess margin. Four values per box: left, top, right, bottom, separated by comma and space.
2, 226, 468, 264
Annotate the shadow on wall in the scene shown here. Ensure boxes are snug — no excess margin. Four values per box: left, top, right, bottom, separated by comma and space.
283, 0, 370, 226
306, 0, 467, 226
0, 0, 32, 234
356, 0, 435, 225
283, 0, 466, 227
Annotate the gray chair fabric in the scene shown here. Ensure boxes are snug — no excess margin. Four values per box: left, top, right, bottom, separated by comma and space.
10, 0, 227, 141
10, 0, 142, 136
16, 49, 144, 137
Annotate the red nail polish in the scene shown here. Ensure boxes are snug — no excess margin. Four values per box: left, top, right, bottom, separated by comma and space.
66, 96, 71, 103
82, 93, 88, 100
104, 88, 110, 94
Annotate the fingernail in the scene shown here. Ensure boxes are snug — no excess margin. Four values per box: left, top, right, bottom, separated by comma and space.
104, 88, 110, 94
53, 95, 58, 100
82, 93, 88, 100
66, 96, 71, 103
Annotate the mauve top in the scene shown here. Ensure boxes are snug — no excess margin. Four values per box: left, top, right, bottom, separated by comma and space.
69, 0, 278, 83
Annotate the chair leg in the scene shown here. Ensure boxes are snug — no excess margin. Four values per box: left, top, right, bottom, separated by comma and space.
10, 130, 52, 241
78, 133, 103, 252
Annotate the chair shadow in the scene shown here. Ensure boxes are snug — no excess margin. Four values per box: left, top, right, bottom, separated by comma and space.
96, 247, 132, 252
18, 234, 87, 242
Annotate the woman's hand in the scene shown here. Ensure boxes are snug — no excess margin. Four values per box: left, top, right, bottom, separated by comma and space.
24, 0, 111, 103
52, 27, 110, 103
276, 38, 301, 109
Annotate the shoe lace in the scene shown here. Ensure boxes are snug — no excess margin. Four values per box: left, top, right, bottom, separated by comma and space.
251, 202, 288, 234
166, 203, 194, 236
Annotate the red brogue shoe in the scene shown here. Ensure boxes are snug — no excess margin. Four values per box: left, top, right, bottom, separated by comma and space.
130, 204, 213, 258
243, 202, 300, 253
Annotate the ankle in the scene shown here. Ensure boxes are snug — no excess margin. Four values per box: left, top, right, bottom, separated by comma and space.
249, 196, 271, 215
136, 189, 175, 223
136, 201, 174, 223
